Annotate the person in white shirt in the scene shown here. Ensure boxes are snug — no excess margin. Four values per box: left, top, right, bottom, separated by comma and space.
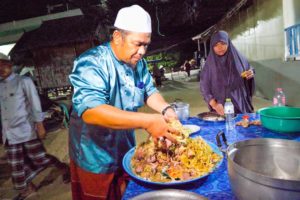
0, 53, 70, 200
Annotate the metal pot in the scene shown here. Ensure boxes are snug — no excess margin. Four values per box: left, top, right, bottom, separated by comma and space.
216, 132, 300, 200
171, 101, 189, 121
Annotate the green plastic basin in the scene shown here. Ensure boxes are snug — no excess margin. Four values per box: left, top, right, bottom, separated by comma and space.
258, 107, 300, 133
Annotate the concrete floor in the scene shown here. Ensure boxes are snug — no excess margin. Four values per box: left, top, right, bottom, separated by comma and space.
0, 72, 272, 200
0, 128, 70, 200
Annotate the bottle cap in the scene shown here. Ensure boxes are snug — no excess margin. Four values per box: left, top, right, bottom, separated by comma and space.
242, 115, 250, 119
225, 98, 231, 102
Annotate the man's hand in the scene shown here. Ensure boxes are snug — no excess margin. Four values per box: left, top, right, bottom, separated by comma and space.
145, 114, 178, 143
36, 122, 46, 139
163, 107, 178, 121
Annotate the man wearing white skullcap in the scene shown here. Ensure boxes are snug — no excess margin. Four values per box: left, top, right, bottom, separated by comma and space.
0, 52, 10, 61
114, 5, 152, 33
69, 4, 178, 200
0, 53, 70, 199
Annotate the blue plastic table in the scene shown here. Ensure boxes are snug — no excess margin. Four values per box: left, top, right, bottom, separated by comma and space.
122, 113, 300, 200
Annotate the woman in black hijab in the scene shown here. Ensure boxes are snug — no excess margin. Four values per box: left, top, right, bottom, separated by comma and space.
200, 30, 255, 115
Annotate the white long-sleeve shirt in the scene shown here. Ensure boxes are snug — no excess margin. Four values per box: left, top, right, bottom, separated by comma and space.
0, 73, 44, 144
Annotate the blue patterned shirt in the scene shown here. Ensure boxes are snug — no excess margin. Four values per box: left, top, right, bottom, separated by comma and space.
68, 42, 157, 173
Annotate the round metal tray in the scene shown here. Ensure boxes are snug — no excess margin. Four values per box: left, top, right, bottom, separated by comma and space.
132, 189, 208, 200
197, 112, 225, 122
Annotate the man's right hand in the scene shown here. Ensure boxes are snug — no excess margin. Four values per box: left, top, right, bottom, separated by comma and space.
145, 114, 178, 143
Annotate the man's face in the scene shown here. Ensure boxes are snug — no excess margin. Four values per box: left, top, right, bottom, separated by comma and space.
213, 42, 228, 56
114, 31, 151, 67
0, 60, 13, 79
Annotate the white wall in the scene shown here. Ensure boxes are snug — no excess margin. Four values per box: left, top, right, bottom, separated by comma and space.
283, 0, 300, 28
223, 0, 300, 106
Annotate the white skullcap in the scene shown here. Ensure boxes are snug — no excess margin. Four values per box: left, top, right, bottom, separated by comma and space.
0, 53, 10, 61
114, 5, 152, 33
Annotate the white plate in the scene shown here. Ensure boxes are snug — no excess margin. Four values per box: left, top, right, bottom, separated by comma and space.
183, 124, 201, 133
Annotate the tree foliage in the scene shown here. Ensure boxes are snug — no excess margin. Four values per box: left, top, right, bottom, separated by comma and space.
146, 51, 180, 72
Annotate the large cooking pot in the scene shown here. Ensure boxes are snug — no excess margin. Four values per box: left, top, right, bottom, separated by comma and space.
216, 132, 300, 200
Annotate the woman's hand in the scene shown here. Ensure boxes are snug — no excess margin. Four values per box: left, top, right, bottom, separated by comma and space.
241, 69, 254, 80
209, 99, 224, 115
213, 103, 224, 116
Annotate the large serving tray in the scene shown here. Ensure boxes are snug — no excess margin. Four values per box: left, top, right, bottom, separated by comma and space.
122, 140, 223, 186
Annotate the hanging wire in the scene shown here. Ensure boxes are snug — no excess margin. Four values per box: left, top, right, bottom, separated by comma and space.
156, 6, 165, 36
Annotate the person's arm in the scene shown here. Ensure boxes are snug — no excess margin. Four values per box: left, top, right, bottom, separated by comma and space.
36, 121, 46, 139
146, 92, 177, 120
22, 77, 46, 138
209, 98, 224, 116
200, 64, 224, 115
82, 104, 177, 142
70, 55, 176, 142
200, 64, 213, 103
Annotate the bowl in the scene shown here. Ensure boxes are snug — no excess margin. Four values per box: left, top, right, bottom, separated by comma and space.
258, 106, 300, 133
122, 141, 223, 186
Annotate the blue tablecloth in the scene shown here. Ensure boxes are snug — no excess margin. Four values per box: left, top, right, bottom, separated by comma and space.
122, 113, 300, 200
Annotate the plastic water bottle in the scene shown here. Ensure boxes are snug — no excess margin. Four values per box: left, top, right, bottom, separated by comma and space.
224, 98, 235, 131
273, 88, 286, 106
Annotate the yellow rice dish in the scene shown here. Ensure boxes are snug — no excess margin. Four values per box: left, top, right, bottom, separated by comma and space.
131, 120, 222, 182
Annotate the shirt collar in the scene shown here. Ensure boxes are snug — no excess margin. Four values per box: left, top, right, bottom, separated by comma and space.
107, 42, 125, 66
